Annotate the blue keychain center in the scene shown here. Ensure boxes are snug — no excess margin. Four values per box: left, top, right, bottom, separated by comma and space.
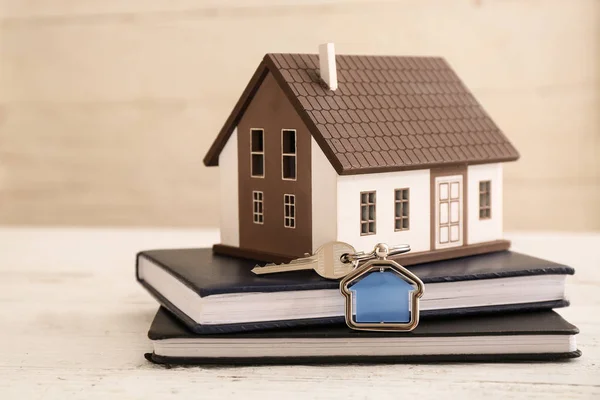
349, 270, 415, 323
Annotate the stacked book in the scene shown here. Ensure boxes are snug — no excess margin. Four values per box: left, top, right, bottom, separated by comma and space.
136, 248, 581, 364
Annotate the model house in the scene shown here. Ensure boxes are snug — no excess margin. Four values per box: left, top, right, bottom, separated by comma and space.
204, 44, 519, 265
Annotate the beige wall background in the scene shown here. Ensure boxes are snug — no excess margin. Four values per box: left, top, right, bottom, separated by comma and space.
0, 0, 598, 230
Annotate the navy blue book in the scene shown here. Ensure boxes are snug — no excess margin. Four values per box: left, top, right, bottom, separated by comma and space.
136, 249, 574, 334
146, 307, 581, 364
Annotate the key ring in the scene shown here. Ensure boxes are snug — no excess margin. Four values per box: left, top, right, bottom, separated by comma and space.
340, 244, 411, 264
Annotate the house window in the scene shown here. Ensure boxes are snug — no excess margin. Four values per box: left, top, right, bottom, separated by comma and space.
479, 181, 491, 219
282, 129, 297, 180
251, 129, 264, 178
394, 188, 410, 231
253, 191, 264, 224
360, 191, 376, 235
284, 194, 295, 228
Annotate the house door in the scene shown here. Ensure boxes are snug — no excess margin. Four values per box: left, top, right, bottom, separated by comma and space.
434, 175, 463, 249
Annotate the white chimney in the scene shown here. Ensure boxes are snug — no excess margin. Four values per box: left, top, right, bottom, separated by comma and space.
319, 43, 338, 91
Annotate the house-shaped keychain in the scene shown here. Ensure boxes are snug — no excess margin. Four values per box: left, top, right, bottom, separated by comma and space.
204, 43, 519, 266
340, 243, 424, 331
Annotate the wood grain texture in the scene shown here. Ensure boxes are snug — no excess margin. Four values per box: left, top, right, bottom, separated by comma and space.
0, 0, 598, 229
0, 228, 598, 399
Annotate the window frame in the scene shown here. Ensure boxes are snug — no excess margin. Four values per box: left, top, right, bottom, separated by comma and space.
250, 128, 265, 178
360, 191, 376, 236
281, 129, 297, 181
394, 188, 410, 231
479, 180, 492, 220
252, 191, 264, 224
283, 194, 296, 228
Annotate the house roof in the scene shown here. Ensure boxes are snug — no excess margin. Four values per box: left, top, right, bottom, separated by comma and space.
204, 53, 519, 174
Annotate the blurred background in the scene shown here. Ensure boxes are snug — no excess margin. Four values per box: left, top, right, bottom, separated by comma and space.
0, 0, 598, 231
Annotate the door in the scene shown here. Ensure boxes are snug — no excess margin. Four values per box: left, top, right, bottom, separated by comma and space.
434, 175, 463, 249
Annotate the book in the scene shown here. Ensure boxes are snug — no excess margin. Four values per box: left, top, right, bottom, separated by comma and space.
136, 248, 574, 334
145, 307, 581, 364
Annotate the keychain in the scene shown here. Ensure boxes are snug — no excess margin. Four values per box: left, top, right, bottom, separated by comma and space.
340, 243, 424, 332
251, 240, 424, 331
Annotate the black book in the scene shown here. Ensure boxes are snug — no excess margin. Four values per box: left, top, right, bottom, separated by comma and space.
136, 248, 574, 334
146, 307, 581, 364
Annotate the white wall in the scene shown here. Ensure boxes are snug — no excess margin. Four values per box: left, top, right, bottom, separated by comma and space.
218, 128, 239, 247
337, 169, 430, 254
311, 138, 337, 252
467, 163, 503, 245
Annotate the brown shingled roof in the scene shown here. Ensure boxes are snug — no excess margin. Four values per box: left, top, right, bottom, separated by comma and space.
204, 53, 519, 174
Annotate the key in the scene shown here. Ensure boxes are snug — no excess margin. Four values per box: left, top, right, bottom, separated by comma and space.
251, 241, 357, 280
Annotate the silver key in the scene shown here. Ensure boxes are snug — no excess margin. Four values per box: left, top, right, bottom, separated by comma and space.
251, 241, 357, 280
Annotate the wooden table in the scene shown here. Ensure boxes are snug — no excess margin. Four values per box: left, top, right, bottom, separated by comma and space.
1, 228, 598, 399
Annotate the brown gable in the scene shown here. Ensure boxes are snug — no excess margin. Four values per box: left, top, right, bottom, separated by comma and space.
204, 53, 519, 174
203, 62, 269, 167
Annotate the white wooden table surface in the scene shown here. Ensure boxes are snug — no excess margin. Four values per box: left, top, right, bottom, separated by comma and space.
0, 228, 598, 399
